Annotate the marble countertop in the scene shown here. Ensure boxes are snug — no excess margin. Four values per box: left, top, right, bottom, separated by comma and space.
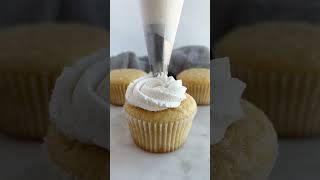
110, 105, 210, 180
0, 112, 319, 179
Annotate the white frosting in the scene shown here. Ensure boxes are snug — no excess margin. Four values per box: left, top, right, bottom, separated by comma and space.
50, 49, 109, 150
140, 0, 184, 24
211, 57, 246, 145
125, 73, 187, 111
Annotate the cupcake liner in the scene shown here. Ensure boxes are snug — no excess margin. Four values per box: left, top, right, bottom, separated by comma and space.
125, 112, 195, 153
45, 135, 108, 180
186, 84, 210, 105
0, 72, 58, 139
232, 65, 320, 136
109, 84, 127, 106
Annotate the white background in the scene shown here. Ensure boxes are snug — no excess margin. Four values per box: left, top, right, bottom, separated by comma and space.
110, 0, 210, 56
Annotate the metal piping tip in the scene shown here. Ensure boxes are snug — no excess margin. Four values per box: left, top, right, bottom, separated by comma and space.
144, 25, 173, 77
151, 64, 169, 77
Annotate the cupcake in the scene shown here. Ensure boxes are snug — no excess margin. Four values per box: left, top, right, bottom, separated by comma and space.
215, 22, 320, 136
110, 69, 146, 106
212, 100, 278, 180
124, 74, 197, 153
47, 50, 109, 179
0, 23, 108, 140
177, 68, 210, 105
47, 125, 108, 180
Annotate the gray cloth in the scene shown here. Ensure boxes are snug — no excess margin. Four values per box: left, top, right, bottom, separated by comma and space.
110, 52, 141, 70
169, 46, 210, 76
110, 46, 210, 77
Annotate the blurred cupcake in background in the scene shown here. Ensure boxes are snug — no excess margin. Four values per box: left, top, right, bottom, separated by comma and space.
168, 46, 210, 76
0, 23, 108, 140
109, 69, 146, 106
177, 68, 210, 105
216, 22, 320, 137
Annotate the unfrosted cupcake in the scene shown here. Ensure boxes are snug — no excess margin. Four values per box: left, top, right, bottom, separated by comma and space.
124, 74, 197, 153
212, 100, 278, 180
216, 22, 320, 136
0, 23, 108, 139
47, 50, 109, 179
177, 68, 210, 105
110, 69, 146, 106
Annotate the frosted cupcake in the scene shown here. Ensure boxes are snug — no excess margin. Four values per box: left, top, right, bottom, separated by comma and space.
212, 100, 278, 180
124, 73, 197, 153
47, 50, 109, 179
177, 68, 210, 105
216, 22, 320, 136
0, 23, 108, 139
110, 69, 146, 106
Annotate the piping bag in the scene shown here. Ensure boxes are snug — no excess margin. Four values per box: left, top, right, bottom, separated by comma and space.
140, 0, 184, 76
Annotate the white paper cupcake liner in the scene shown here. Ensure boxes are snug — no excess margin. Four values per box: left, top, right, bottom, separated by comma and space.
232, 65, 320, 136
0, 72, 58, 139
125, 112, 195, 153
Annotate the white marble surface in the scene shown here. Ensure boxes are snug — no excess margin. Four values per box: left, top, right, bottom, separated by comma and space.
1, 124, 320, 179
110, 105, 210, 180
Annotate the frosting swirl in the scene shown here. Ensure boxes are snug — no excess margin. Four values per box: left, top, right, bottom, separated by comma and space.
50, 49, 109, 150
125, 73, 187, 111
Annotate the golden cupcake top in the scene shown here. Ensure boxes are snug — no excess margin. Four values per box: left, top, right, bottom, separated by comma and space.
110, 69, 146, 85
215, 22, 320, 73
0, 23, 108, 73
124, 93, 197, 123
212, 100, 278, 180
177, 68, 210, 84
